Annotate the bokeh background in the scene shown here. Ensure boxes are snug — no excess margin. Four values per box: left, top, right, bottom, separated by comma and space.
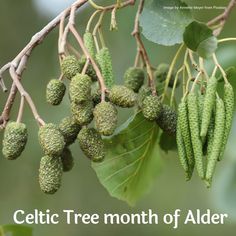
0, 0, 236, 235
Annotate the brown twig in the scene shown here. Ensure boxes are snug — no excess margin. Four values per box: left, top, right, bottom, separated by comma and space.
132, 0, 156, 95
207, 0, 236, 36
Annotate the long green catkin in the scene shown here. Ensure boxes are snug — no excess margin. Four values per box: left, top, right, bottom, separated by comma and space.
96, 47, 114, 89
205, 97, 225, 187
219, 82, 234, 161
178, 99, 194, 177
187, 92, 204, 179
177, 106, 191, 180
200, 76, 217, 139
83, 32, 96, 58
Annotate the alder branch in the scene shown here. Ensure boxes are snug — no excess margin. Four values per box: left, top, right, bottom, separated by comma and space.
0, 0, 136, 127
132, 0, 156, 96
207, 0, 236, 36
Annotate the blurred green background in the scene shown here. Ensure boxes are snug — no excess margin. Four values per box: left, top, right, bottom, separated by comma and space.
0, 0, 236, 235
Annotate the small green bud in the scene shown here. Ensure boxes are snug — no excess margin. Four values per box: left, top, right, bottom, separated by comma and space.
59, 116, 81, 146
156, 105, 177, 136
2, 122, 28, 160
39, 155, 63, 194
61, 148, 74, 172
46, 79, 66, 105
69, 73, 92, 104
78, 127, 105, 162
38, 123, 65, 156
91, 82, 109, 105
124, 67, 145, 92
138, 85, 152, 107
93, 101, 118, 136
71, 100, 93, 126
109, 85, 137, 108
61, 55, 81, 80
142, 95, 162, 121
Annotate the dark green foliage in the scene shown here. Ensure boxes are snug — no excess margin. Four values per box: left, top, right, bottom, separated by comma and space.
156, 104, 177, 136
96, 47, 114, 88
78, 127, 105, 162
59, 116, 81, 146
109, 85, 137, 108
124, 67, 145, 92
61, 148, 74, 172
46, 79, 66, 105
61, 55, 81, 80
205, 97, 225, 186
187, 93, 204, 179
141, 95, 162, 121
200, 76, 217, 139
83, 32, 96, 58
219, 82, 234, 160
71, 100, 94, 126
39, 155, 63, 194
2, 122, 28, 160
93, 102, 118, 136
38, 123, 65, 156
69, 73, 92, 104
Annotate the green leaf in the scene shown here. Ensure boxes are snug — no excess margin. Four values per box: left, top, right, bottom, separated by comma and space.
0, 225, 32, 236
92, 112, 161, 206
159, 131, 177, 153
217, 66, 236, 82
140, 0, 193, 46
183, 21, 218, 58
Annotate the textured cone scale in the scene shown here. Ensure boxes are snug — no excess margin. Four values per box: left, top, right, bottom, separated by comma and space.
59, 116, 81, 146
69, 73, 92, 104
38, 123, 65, 156
71, 100, 94, 126
78, 56, 98, 81
124, 67, 145, 92
39, 155, 63, 194
109, 85, 137, 108
2, 122, 28, 160
61, 148, 74, 172
93, 101, 118, 136
141, 95, 162, 121
96, 47, 114, 88
46, 79, 66, 105
78, 127, 105, 162
156, 104, 177, 136
61, 55, 81, 80
138, 85, 152, 107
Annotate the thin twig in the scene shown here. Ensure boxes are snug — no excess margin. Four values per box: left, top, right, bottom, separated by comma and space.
17, 96, 25, 123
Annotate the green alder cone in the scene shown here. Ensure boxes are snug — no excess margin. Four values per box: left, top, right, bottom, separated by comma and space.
154, 63, 178, 88
77, 127, 105, 162
2, 122, 28, 160
205, 97, 225, 187
38, 123, 65, 156
200, 76, 217, 139
109, 85, 137, 108
93, 101, 118, 136
69, 73, 92, 104
61, 55, 81, 80
96, 47, 114, 89
138, 85, 152, 107
39, 155, 63, 194
61, 148, 74, 172
46, 79, 66, 105
124, 67, 145, 92
78, 56, 98, 81
59, 116, 81, 146
71, 100, 94, 126
187, 93, 204, 180
83, 32, 96, 58
156, 104, 177, 136
178, 99, 194, 177
176, 115, 191, 181
141, 95, 162, 121
219, 82, 234, 160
